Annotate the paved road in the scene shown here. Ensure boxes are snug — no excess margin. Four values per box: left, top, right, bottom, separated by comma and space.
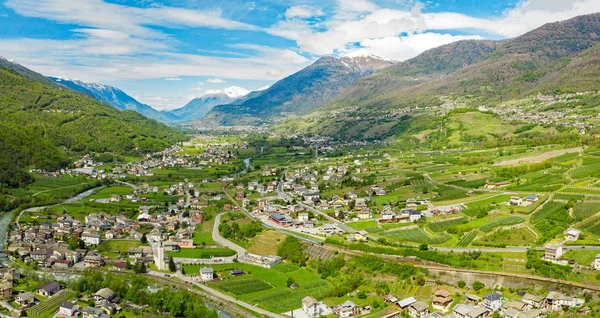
147, 270, 285, 318
425, 245, 600, 253
213, 212, 246, 258
115, 180, 139, 190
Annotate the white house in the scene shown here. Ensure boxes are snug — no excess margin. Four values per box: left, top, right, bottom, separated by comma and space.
298, 213, 309, 222
200, 267, 214, 281
408, 301, 429, 318
59, 301, 78, 317
544, 244, 563, 260
483, 292, 502, 311
408, 210, 422, 222
357, 209, 371, 220
337, 300, 359, 318
509, 196, 523, 206
565, 228, 582, 241
81, 232, 101, 246
592, 254, 600, 270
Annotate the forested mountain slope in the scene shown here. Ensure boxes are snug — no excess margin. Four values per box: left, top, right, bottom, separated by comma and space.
0, 65, 185, 188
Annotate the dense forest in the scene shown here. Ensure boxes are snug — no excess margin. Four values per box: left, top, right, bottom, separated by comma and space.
0, 65, 185, 187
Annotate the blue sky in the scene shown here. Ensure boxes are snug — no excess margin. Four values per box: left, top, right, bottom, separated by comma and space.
0, 0, 598, 110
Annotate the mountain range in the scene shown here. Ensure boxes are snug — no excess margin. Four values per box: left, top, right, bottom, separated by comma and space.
47, 77, 261, 122
169, 86, 252, 121
4, 13, 600, 144
198, 54, 395, 127
49, 77, 179, 122
276, 13, 600, 140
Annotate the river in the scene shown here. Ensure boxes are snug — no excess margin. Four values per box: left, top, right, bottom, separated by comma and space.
240, 157, 253, 174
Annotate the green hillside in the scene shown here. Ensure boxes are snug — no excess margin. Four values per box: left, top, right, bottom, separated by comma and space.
0, 65, 185, 187
280, 13, 600, 142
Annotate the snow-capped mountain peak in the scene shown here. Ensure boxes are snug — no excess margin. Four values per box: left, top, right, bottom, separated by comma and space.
203, 86, 250, 98
342, 50, 389, 61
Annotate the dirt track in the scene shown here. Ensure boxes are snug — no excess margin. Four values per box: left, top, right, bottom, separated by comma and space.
494, 147, 582, 166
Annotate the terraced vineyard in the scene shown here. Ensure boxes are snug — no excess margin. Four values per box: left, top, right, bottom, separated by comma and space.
573, 202, 600, 219
480, 216, 524, 232
214, 278, 273, 295
561, 187, 600, 195
27, 289, 77, 318
531, 201, 572, 243
428, 217, 465, 232
382, 227, 450, 244
244, 280, 333, 313
456, 231, 477, 247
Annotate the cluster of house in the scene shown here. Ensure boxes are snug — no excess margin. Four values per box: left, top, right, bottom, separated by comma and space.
7, 200, 202, 269
508, 195, 539, 206
492, 102, 594, 134
5, 278, 121, 318
301, 289, 586, 318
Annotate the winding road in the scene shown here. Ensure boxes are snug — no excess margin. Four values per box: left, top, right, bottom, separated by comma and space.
213, 212, 247, 258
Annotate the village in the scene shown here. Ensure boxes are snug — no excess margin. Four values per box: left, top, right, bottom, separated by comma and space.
4, 133, 600, 318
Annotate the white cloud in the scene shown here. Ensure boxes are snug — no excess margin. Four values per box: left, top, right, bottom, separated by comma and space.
5, 0, 260, 38
164, 77, 182, 81
285, 5, 324, 19
207, 78, 226, 83
345, 33, 483, 61
136, 95, 195, 110
272, 0, 600, 57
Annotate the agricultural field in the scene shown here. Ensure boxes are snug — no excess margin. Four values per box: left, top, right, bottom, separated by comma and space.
579, 216, 600, 236
247, 230, 286, 256
167, 248, 236, 259
474, 227, 537, 246
531, 201, 572, 243
207, 262, 332, 313
381, 227, 450, 244
573, 202, 600, 219
214, 278, 273, 295
563, 250, 599, 266
427, 217, 465, 232
456, 231, 477, 247
347, 220, 378, 231
27, 289, 77, 318
480, 216, 524, 233
570, 160, 600, 179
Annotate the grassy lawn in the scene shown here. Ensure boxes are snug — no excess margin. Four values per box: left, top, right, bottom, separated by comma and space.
97, 240, 143, 258
88, 186, 133, 200
167, 248, 236, 259
347, 220, 378, 231
193, 224, 216, 245
465, 194, 512, 209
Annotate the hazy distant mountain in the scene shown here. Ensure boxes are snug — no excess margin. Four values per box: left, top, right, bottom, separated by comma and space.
170, 86, 251, 121
199, 54, 394, 126
49, 77, 178, 122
